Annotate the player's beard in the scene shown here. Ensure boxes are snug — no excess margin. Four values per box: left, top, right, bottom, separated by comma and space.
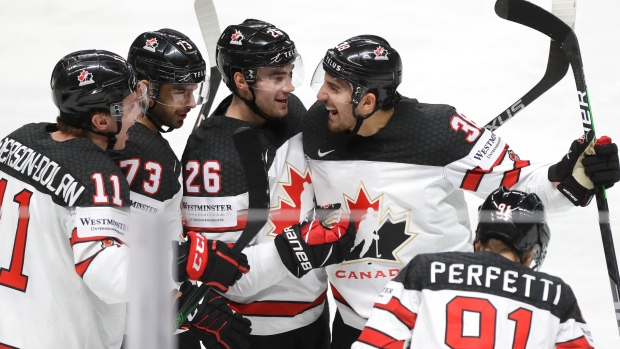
150, 103, 184, 130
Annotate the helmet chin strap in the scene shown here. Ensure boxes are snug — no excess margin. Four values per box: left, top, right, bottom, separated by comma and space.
350, 104, 378, 136
145, 110, 174, 133
234, 87, 279, 122
146, 81, 175, 133
348, 92, 400, 136
89, 120, 122, 150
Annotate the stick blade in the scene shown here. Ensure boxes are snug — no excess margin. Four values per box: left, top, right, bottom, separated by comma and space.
495, 0, 572, 42
552, 0, 577, 29
194, 0, 220, 67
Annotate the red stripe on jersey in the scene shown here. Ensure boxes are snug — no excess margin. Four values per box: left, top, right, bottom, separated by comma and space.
460, 145, 509, 191
184, 211, 248, 232
556, 336, 594, 349
69, 229, 124, 247
501, 160, 530, 188
75, 252, 102, 278
357, 327, 405, 349
330, 283, 351, 307
227, 290, 327, 317
0, 342, 19, 349
374, 297, 417, 330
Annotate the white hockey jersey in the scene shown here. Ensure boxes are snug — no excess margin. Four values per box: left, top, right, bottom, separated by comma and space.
353, 252, 594, 348
0, 123, 130, 349
303, 97, 573, 330
181, 95, 327, 335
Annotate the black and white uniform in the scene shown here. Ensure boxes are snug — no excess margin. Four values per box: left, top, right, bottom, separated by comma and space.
181, 94, 328, 343
303, 97, 573, 338
353, 251, 595, 348
110, 122, 183, 289
109, 122, 187, 348
0, 123, 130, 349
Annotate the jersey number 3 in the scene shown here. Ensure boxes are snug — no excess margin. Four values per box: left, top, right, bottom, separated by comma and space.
0, 178, 33, 292
446, 296, 532, 349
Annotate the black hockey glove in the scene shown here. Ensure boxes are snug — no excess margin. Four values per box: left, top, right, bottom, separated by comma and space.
549, 132, 597, 206
274, 204, 356, 278
174, 231, 249, 292
582, 136, 620, 189
176, 281, 252, 349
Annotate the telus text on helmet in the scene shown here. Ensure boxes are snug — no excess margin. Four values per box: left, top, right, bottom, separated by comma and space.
324, 56, 343, 72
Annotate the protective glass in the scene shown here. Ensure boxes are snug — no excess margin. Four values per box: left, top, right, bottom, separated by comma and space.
155, 79, 210, 107
310, 63, 354, 105
110, 81, 149, 122
250, 54, 304, 91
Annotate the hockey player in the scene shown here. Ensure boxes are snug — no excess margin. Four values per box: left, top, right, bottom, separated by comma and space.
297, 35, 619, 347
181, 19, 353, 349
113, 29, 251, 349
353, 187, 595, 348
0, 49, 147, 348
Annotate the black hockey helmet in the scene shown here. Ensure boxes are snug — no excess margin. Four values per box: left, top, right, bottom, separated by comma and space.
475, 186, 550, 270
127, 28, 208, 105
216, 19, 303, 91
311, 35, 402, 109
50, 49, 144, 130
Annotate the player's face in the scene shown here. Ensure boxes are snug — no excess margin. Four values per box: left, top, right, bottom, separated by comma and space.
151, 83, 200, 129
317, 73, 356, 133
252, 65, 296, 119
111, 82, 148, 150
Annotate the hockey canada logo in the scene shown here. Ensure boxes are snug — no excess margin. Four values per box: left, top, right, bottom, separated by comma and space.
144, 38, 159, 52
77, 70, 94, 86
230, 30, 244, 45
373, 46, 389, 60
342, 183, 416, 263
508, 149, 520, 161
101, 238, 120, 249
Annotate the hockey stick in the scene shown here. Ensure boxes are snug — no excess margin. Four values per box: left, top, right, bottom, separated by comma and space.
484, 0, 575, 131
193, 0, 222, 129
174, 127, 270, 329
496, 0, 620, 333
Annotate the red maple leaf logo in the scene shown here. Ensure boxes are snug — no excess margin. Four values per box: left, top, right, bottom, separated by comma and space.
146, 38, 157, 46
344, 183, 381, 230
101, 238, 119, 249
231, 30, 242, 41
269, 165, 312, 235
78, 70, 89, 82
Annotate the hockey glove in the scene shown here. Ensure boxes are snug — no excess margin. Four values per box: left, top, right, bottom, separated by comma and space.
549, 132, 597, 206
174, 231, 250, 293
176, 281, 252, 349
274, 204, 356, 278
582, 136, 620, 189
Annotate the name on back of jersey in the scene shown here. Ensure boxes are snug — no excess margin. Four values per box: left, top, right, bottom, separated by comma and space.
430, 261, 562, 305
0, 136, 86, 206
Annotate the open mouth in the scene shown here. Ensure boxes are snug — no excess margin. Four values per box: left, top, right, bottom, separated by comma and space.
326, 106, 339, 117
275, 97, 288, 104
